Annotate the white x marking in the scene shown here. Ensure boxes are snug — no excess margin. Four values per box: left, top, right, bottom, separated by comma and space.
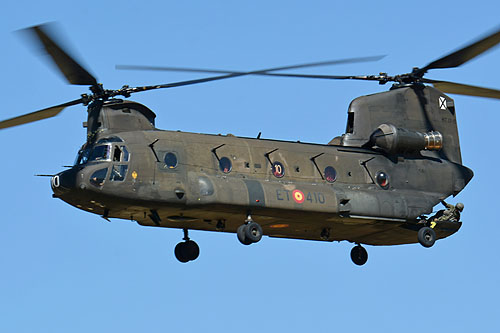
439, 96, 447, 110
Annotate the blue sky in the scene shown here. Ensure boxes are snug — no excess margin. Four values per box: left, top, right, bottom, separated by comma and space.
1, 1, 499, 332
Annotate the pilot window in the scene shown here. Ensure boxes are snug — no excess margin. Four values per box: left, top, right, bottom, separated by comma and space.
89, 145, 112, 162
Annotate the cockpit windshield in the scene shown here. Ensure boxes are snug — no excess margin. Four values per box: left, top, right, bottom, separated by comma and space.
75, 149, 90, 165
89, 145, 112, 162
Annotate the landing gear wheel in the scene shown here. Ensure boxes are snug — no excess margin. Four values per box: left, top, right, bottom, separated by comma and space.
418, 227, 436, 248
237, 218, 263, 245
174, 229, 200, 263
245, 221, 263, 243
237, 224, 252, 245
184, 240, 200, 261
174, 242, 190, 263
350, 245, 368, 266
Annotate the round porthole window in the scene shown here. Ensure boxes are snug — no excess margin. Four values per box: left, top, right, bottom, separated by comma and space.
164, 152, 178, 169
219, 157, 232, 174
324, 166, 337, 183
272, 161, 285, 178
376, 171, 389, 189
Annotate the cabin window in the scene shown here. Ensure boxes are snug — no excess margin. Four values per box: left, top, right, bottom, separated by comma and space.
272, 161, 285, 178
324, 166, 337, 183
90, 168, 108, 187
110, 165, 128, 181
165, 152, 178, 169
89, 144, 112, 162
376, 171, 389, 189
219, 157, 232, 174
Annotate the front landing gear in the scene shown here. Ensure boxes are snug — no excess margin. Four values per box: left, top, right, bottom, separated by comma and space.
350, 244, 368, 266
174, 229, 200, 263
237, 215, 263, 245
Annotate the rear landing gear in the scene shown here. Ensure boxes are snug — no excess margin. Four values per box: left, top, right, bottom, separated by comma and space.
350, 244, 368, 266
174, 229, 200, 263
237, 215, 263, 245
418, 226, 436, 248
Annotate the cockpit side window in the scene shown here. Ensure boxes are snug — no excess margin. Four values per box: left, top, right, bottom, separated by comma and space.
111, 145, 130, 163
121, 146, 129, 162
110, 145, 130, 181
113, 145, 122, 162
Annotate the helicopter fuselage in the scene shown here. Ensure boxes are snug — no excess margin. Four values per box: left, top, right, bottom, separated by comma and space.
52, 121, 471, 246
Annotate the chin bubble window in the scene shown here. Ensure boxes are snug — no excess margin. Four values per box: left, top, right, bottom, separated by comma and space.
90, 168, 108, 187
219, 157, 232, 174
272, 161, 285, 178
324, 166, 337, 183
376, 171, 390, 189
164, 152, 178, 169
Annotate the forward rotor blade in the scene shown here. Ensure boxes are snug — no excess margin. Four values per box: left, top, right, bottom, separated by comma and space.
116, 55, 386, 75
0, 98, 83, 130
425, 79, 500, 99
125, 73, 254, 94
24, 23, 98, 86
416, 26, 500, 76
122, 71, 385, 97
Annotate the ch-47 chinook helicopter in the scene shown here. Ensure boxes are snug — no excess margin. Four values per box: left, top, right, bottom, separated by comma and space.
2, 24, 500, 266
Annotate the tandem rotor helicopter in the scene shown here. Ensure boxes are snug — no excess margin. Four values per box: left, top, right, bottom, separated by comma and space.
2, 24, 500, 266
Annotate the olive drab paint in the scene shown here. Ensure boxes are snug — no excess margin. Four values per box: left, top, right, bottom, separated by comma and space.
51, 90, 472, 246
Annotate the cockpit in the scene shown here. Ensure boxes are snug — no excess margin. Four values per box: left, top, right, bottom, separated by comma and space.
72, 136, 131, 187
75, 137, 129, 166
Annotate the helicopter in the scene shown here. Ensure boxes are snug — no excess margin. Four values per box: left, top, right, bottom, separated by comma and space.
2, 24, 500, 266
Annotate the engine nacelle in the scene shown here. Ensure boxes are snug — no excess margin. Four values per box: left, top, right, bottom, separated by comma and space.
371, 123, 442, 154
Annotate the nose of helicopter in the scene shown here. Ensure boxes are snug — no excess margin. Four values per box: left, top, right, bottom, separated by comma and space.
51, 168, 79, 196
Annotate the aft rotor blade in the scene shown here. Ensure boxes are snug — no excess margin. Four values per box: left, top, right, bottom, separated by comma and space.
0, 98, 83, 130
23, 23, 98, 86
116, 55, 386, 75
233, 72, 385, 81
425, 79, 500, 99
416, 26, 500, 76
